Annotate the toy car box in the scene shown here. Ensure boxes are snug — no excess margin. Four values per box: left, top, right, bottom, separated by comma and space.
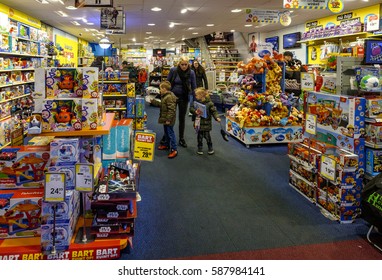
0, 188, 43, 239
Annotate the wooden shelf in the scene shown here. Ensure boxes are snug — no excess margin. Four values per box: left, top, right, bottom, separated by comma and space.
35, 113, 115, 137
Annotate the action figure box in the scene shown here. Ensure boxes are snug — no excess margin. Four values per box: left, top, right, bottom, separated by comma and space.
365, 148, 382, 176
41, 99, 82, 132
135, 97, 145, 118
306, 91, 366, 139
80, 67, 99, 98
0, 146, 51, 189
0, 188, 43, 239
289, 160, 315, 184
91, 218, 134, 236
81, 98, 98, 130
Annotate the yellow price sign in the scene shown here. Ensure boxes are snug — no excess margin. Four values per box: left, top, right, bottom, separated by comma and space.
133, 132, 156, 161
320, 155, 336, 182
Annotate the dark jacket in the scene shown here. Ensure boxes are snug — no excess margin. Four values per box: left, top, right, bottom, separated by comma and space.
191, 66, 208, 89
189, 96, 219, 131
167, 67, 197, 101
151, 91, 177, 126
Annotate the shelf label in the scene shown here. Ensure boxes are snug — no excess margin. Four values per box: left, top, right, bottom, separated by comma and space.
44, 173, 66, 203
75, 164, 94, 192
134, 131, 156, 161
320, 155, 336, 182
301, 72, 315, 91
305, 113, 317, 135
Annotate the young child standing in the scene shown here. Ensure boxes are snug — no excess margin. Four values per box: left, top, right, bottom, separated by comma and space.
190, 87, 221, 155
151, 81, 178, 159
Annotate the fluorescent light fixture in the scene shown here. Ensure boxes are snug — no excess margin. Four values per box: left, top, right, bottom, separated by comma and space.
35, 0, 49, 4
151, 7, 162, 11
71, 21, 80, 26
146, 31, 152, 34
230, 30, 235, 32
148, 23, 155, 26
55, 11, 68, 17
188, 27, 195, 30
65, 6, 77, 10
169, 22, 175, 28
170, 37, 175, 40
245, 24, 252, 27
86, 22, 94, 25
192, 32, 198, 35
82, 18, 88, 23
99, 37, 111, 49
132, 38, 136, 42
231, 9, 242, 13
206, 24, 214, 27
181, 8, 188, 14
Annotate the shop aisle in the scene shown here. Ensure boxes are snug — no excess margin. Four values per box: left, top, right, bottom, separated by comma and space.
122, 105, 382, 260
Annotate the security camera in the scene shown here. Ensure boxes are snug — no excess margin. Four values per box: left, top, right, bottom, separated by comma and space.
79, 33, 82, 37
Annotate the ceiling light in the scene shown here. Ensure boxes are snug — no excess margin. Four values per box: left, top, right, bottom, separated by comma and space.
71, 21, 80, 26
245, 24, 252, 27
206, 24, 214, 27
82, 18, 88, 23
86, 23, 94, 25
35, 0, 49, 4
181, 8, 188, 14
132, 38, 136, 42
169, 22, 175, 28
99, 37, 111, 49
65, 6, 77, 10
148, 23, 155, 26
230, 30, 235, 32
146, 32, 152, 34
188, 27, 195, 30
170, 38, 175, 40
151, 7, 162, 11
231, 9, 242, 13
55, 11, 68, 17
192, 32, 198, 35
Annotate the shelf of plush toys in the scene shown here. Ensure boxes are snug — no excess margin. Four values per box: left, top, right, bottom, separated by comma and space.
225, 53, 305, 146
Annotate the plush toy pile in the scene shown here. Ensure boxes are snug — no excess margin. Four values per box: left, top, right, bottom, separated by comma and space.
228, 53, 304, 128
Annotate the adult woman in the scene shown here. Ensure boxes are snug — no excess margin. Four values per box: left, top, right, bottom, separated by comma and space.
167, 57, 197, 148
191, 60, 208, 89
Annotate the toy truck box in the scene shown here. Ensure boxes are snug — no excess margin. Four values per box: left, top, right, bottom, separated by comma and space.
306, 91, 366, 139
0, 146, 51, 189
0, 188, 43, 239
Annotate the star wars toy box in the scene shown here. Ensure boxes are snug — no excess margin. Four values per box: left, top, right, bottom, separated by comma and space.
0, 146, 51, 190
0, 188, 43, 239
306, 91, 366, 139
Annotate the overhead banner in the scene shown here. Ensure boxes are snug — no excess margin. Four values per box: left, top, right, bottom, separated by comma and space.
283, 0, 328, 10
245, 9, 280, 23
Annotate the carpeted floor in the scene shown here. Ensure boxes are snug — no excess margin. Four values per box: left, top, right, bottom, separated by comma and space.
121, 105, 382, 260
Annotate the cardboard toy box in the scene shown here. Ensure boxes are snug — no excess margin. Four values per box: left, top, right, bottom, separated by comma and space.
45, 68, 81, 99
0, 188, 43, 239
81, 98, 98, 130
102, 120, 118, 160
40, 216, 77, 252
79, 136, 102, 164
50, 138, 79, 166
289, 170, 316, 201
80, 67, 99, 98
365, 122, 382, 145
0, 146, 51, 189
365, 148, 382, 176
226, 117, 303, 145
365, 97, 382, 119
116, 119, 133, 158
306, 91, 366, 139
41, 190, 80, 223
48, 165, 76, 190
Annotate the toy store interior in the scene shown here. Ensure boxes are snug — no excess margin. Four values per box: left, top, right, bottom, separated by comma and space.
1, 0, 382, 266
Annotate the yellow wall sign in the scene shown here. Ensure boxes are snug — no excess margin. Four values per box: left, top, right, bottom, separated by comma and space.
327, 0, 344, 14
0, 3, 41, 29
55, 34, 78, 66
133, 132, 156, 161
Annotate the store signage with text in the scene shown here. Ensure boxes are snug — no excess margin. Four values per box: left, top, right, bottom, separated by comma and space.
133, 132, 156, 161
245, 9, 280, 23
283, 0, 328, 10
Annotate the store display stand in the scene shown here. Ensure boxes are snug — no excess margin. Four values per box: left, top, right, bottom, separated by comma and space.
366, 225, 382, 252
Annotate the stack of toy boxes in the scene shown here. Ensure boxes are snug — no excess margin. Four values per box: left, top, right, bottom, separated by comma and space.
126, 83, 136, 119
316, 146, 360, 223
90, 162, 137, 239
33, 67, 100, 132
40, 189, 80, 252
288, 142, 321, 202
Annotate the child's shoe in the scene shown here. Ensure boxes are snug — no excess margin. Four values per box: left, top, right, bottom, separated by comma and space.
158, 145, 169, 150
168, 150, 178, 159
197, 147, 203, 155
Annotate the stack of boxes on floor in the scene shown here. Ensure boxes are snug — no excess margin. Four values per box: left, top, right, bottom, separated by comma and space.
289, 91, 366, 223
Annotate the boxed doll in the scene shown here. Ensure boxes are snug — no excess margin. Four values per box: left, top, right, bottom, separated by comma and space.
50, 138, 79, 165
80, 67, 99, 98
82, 98, 98, 130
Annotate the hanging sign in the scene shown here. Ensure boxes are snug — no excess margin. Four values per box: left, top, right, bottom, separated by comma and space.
245, 9, 280, 23
327, 0, 344, 14
283, 0, 328, 10
365, 14, 380, 32
305, 113, 317, 135
134, 131, 156, 161
75, 164, 94, 192
301, 72, 315, 91
320, 155, 336, 182
279, 11, 292, 27
44, 173, 66, 203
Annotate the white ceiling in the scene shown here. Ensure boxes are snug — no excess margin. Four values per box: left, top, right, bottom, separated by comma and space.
0, 0, 381, 48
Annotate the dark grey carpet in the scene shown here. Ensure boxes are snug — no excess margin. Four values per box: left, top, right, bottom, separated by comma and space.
121, 105, 371, 260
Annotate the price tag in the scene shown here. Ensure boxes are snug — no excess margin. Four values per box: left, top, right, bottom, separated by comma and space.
219, 72, 226, 82
305, 113, 317, 135
44, 172, 66, 203
134, 131, 156, 161
75, 164, 94, 192
320, 155, 336, 182
230, 72, 238, 83
301, 73, 315, 91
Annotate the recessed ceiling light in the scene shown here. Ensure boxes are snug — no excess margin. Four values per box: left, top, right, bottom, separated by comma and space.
192, 32, 198, 35
148, 23, 155, 26
188, 27, 195, 30
169, 22, 175, 28
245, 24, 252, 27
65, 6, 77, 10
206, 24, 214, 27
54, 11, 68, 17
146, 31, 152, 34
230, 30, 235, 32
151, 7, 162, 11
86, 22, 94, 25
35, 0, 49, 4
71, 21, 80, 26
181, 8, 188, 14
132, 38, 136, 42
231, 9, 242, 13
